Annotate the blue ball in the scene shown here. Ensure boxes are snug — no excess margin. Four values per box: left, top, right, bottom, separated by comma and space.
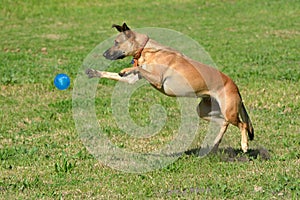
54, 74, 70, 90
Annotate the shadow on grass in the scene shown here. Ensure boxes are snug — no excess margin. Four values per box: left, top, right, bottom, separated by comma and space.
185, 146, 271, 162
164, 147, 271, 197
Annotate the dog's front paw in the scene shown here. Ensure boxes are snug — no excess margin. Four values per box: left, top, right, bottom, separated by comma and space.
85, 68, 102, 78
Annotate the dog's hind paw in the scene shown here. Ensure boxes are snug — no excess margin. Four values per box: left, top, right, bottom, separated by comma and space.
85, 68, 102, 78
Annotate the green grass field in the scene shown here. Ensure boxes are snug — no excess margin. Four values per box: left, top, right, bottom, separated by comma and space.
1, 0, 299, 199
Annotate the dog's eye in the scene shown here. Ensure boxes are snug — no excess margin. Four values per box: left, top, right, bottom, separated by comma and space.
114, 40, 119, 46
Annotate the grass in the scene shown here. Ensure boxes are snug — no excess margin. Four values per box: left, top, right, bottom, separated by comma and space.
1, 0, 299, 199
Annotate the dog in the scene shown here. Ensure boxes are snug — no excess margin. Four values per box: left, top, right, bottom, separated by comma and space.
86, 23, 254, 153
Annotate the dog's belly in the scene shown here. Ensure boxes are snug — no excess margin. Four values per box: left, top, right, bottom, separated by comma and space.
161, 76, 198, 97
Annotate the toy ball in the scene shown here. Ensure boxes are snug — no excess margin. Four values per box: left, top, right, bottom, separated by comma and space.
54, 73, 70, 90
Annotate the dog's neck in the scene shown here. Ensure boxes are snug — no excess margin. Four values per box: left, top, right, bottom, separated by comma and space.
132, 36, 149, 67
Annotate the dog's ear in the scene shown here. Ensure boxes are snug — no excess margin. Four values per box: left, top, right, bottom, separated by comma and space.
112, 24, 123, 32
122, 23, 130, 31
112, 23, 131, 32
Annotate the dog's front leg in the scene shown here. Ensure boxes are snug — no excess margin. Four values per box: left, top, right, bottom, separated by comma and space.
137, 65, 163, 89
85, 68, 140, 84
119, 67, 137, 76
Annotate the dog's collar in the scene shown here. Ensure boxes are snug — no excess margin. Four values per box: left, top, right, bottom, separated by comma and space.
132, 36, 149, 67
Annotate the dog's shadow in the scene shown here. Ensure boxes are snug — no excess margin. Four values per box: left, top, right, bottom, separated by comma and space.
184, 146, 271, 162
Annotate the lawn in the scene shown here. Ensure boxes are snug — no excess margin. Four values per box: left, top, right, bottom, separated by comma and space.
0, 0, 299, 199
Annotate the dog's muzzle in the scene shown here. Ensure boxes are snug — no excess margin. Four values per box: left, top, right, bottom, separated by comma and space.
103, 49, 126, 60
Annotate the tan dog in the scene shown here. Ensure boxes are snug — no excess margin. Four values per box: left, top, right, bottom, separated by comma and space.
86, 23, 254, 153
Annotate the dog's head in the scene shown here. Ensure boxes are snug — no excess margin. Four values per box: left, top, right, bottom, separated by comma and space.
103, 23, 147, 60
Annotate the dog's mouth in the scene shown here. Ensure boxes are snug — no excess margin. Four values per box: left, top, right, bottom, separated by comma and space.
103, 49, 126, 60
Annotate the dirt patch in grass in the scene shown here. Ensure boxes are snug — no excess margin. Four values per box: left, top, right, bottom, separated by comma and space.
185, 146, 271, 162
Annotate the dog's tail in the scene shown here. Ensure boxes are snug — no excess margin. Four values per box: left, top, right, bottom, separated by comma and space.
239, 101, 254, 140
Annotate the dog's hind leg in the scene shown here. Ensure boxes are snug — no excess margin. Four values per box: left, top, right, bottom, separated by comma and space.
237, 121, 249, 152
197, 97, 229, 151
197, 97, 223, 122
218, 91, 249, 153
